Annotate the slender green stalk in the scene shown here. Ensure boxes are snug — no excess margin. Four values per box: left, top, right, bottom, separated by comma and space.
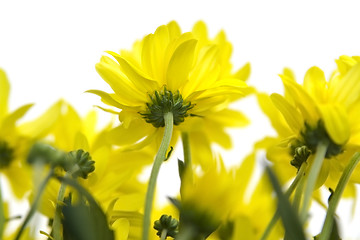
15, 169, 54, 240
160, 229, 168, 240
260, 163, 307, 240
181, 132, 191, 168
0, 176, 5, 240
319, 152, 360, 240
52, 172, 71, 240
142, 112, 174, 240
300, 142, 328, 223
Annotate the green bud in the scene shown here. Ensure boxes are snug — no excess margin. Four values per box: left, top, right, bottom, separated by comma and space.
153, 214, 179, 238
66, 149, 95, 179
27, 142, 66, 168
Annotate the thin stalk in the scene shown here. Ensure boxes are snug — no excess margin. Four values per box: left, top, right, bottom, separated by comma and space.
181, 132, 191, 168
300, 142, 328, 223
52, 171, 71, 240
319, 152, 360, 240
0, 176, 5, 240
15, 169, 54, 240
142, 112, 174, 240
260, 163, 307, 240
160, 229, 168, 240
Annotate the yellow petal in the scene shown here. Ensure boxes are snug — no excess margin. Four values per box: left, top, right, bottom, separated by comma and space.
95, 57, 147, 105
318, 103, 350, 145
86, 89, 128, 109
270, 93, 303, 133
167, 21, 181, 41
280, 75, 319, 123
0, 69, 10, 121
208, 109, 250, 127
106, 51, 158, 92
257, 93, 292, 137
18, 100, 62, 138
330, 62, 360, 107
234, 62, 251, 82
166, 39, 198, 92
150, 25, 170, 83
0, 104, 32, 135
112, 218, 130, 240
303, 66, 327, 102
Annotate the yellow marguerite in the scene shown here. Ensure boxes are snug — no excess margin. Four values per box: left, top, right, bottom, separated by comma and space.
22, 101, 146, 220
0, 69, 34, 198
257, 55, 360, 187
89, 21, 251, 167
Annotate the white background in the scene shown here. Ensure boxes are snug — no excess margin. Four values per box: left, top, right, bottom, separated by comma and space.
1, 0, 360, 239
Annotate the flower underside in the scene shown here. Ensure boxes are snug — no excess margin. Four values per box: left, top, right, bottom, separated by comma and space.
140, 87, 194, 128
0, 141, 14, 169
290, 121, 343, 168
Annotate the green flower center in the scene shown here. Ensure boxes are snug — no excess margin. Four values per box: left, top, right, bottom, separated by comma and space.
291, 121, 343, 168
140, 87, 194, 128
0, 141, 14, 169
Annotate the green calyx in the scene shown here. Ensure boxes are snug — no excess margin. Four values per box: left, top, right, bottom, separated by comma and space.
140, 87, 194, 128
153, 214, 179, 238
66, 149, 95, 179
300, 121, 343, 158
290, 145, 311, 170
0, 141, 14, 169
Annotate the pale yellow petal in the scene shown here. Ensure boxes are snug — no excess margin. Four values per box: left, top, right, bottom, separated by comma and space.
330, 62, 360, 107
270, 93, 303, 133
0, 104, 32, 135
167, 39, 198, 92
234, 62, 251, 82
208, 109, 250, 127
18, 101, 63, 138
280, 75, 319, 123
303, 66, 327, 102
0, 69, 10, 121
106, 51, 158, 92
318, 103, 350, 145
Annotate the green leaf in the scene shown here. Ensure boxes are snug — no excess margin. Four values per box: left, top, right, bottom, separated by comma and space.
265, 166, 306, 240
57, 177, 114, 240
178, 159, 185, 180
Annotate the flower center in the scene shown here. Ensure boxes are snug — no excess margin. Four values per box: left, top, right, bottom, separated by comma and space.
0, 141, 14, 169
140, 87, 194, 128
290, 120, 343, 167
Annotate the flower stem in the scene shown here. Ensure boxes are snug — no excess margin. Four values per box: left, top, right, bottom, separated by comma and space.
300, 142, 328, 223
319, 152, 360, 240
260, 163, 307, 240
160, 229, 168, 240
0, 176, 5, 239
142, 112, 174, 240
52, 171, 72, 240
181, 132, 191, 168
15, 169, 54, 240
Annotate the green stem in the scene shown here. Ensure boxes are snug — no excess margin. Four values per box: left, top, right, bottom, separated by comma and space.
260, 163, 307, 240
160, 229, 168, 240
300, 142, 328, 223
319, 152, 360, 240
0, 176, 5, 240
181, 132, 191, 168
52, 172, 72, 240
15, 169, 54, 240
142, 112, 174, 240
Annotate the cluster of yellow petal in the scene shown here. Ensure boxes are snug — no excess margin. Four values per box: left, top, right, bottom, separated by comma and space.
257, 55, 360, 188
89, 21, 252, 168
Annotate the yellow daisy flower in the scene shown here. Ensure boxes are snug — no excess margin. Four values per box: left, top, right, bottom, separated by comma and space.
258, 56, 360, 186
88, 21, 251, 162
24, 101, 146, 223
0, 69, 34, 199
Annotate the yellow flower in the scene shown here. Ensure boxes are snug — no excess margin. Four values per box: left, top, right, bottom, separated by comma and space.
0, 69, 34, 198
24, 101, 146, 219
257, 55, 360, 186
89, 21, 252, 166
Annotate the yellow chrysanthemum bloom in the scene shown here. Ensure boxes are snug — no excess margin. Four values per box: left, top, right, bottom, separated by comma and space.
257, 55, 360, 187
0, 69, 34, 198
89, 21, 251, 166
23, 101, 146, 220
